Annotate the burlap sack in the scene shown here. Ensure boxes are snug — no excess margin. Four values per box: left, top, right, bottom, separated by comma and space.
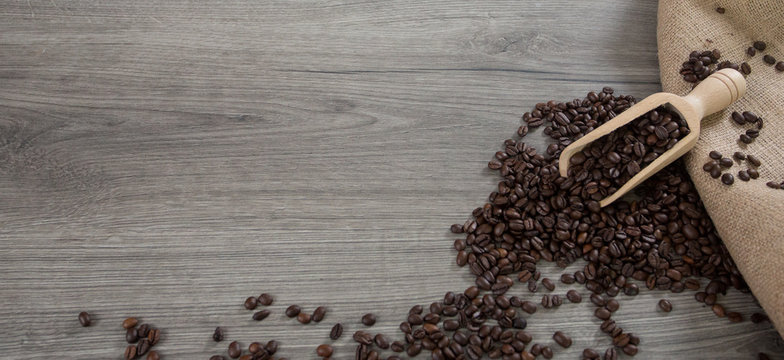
658, 1, 784, 337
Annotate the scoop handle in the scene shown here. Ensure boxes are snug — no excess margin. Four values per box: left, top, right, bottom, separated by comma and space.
683, 68, 746, 120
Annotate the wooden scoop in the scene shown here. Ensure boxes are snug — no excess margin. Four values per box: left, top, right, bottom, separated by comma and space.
558, 68, 746, 207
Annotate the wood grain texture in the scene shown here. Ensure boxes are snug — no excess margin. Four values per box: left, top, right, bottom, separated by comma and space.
0, 1, 782, 359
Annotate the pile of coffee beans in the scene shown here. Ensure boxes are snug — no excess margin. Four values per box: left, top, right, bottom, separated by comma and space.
120, 317, 161, 360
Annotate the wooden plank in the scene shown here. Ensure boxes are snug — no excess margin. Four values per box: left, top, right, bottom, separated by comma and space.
0, 0, 781, 358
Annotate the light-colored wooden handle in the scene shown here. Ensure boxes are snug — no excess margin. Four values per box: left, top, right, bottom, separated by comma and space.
683, 68, 746, 120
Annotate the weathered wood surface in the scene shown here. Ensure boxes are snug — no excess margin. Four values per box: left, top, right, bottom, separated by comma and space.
0, 1, 782, 359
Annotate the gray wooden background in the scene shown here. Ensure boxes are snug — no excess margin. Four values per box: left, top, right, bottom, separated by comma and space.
1, 1, 782, 359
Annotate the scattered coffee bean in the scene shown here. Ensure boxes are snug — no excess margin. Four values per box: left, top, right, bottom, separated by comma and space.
747, 154, 761, 166
553, 331, 572, 348
721, 173, 734, 185
213, 327, 224, 342
136, 339, 150, 356
124, 345, 137, 360
330, 323, 343, 340
763, 54, 776, 65
709, 150, 722, 159
777, 61, 784, 72
658, 299, 673, 312
747, 47, 757, 56
753, 41, 767, 51
751, 312, 770, 323
740, 62, 751, 75
766, 181, 781, 189
310, 306, 327, 323
541, 278, 555, 291
265, 340, 279, 355
297, 312, 312, 324
244, 296, 258, 310
605, 299, 620, 312
583, 348, 600, 359
623, 344, 639, 356
136, 324, 150, 339
739, 133, 752, 144
719, 157, 733, 168
316, 344, 333, 357
126, 328, 139, 343
285, 305, 301, 318
738, 170, 750, 181
747, 168, 759, 179
521, 301, 537, 314
209, 356, 225, 360
566, 290, 582, 303
361, 313, 377, 326
733, 151, 746, 160
353, 331, 373, 345
146, 351, 160, 360
122, 317, 138, 329
258, 293, 273, 306
78, 312, 91, 327
712, 304, 726, 317
253, 310, 270, 321
727, 312, 743, 322
604, 347, 618, 360
228, 341, 241, 358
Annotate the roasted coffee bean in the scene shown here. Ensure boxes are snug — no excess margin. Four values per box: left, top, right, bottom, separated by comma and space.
146, 351, 160, 360
265, 340, 279, 355
253, 310, 271, 321
716, 6, 725, 13
553, 331, 572, 348
712, 304, 726, 317
330, 323, 344, 340
721, 173, 734, 185
374, 334, 390, 349
209, 356, 225, 360
258, 293, 273, 306
583, 348, 600, 359
740, 134, 752, 144
747, 168, 759, 179
566, 290, 582, 303
604, 347, 618, 360
309, 307, 327, 323
391, 341, 405, 352
78, 312, 91, 327
136, 339, 150, 356
709, 150, 722, 159
124, 345, 137, 360
751, 312, 770, 323
521, 301, 537, 314
136, 324, 150, 339
595, 307, 612, 320
747, 47, 757, 56
126, 328, 139, 343
361, 313, 377, 326
228, 341, 242, 359
249, 342, 261, 354
213, 327, 224, 342
353, 331, 373, 345
738, 170, 750, 181
406, 343, 422, 357
747, 154, 761, 166
733, 151, 746, 160
728, 312, 743, 322
147, 328, 160, 346
753, 41, 767, 51
777, 61, 784, 71
719, 157, 733, 168
590, 294, 606, 307
767, 181, 781, 189
623, 344, 638, 356
741, 62, 752, 75
123, 317, 138, 329
244, 296, 258, 310
297, 312, 312, 324
285, 305, 301, 318
238, 355, 251, 360
316, 344, 333, 357
605, 299, 619, 312
541, 278, 555, 291
763, 55, 776, 65
560, 273, 575, 284
658, 299, 673, 312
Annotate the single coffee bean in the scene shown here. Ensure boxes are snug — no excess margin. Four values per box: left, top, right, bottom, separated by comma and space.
353, 331, 373, 345
583, 348, 600, 359
703, 160, 717, 172
710, 167, 721, 178
228, 341, 242, 358
751, 312, 770, 323
716, 6, 725, 13
330, 323, 343, 340
595, 307, 611, 320
553, 331, 572, 348
740, 62, 752, 75
213, 327, 224, 342
777, 61, 784, 71
712, 304, 726, 317
146, 351, 160, 360
721, 173, 734, 185
145, 329, 161, 345
374, 334, 390, 349
740, 134, 752, 144
566, 290, 582, 303
738, 170, 750, 181
727, 312, 743, 322
658, 299, 673, 312
316, 344, 333, 357
604, 347, 618, 360
733, 151, 746, 160
747, 168, 759, 179
560, 273, 575, 284
297, 312, 312, 324
136, 339, 151, 356
521, 301, 537, 314
767, 181, 782, 189
244, 296, 258, 310
590, 294, 606, 307
136, 324, 150, 339
253, 310, 270, 321
622, 344, 638, 356
753, 41, 767, 51
209, 356, 225, 360
248, 342, 262, 354
285, 305, 301, 318
747, 154, 761, 166
719, 157, 733, 168
747, 47, 757, 56
361, 313, 377, 326
265, 340, 279, 355
763, 55, 776, 64
541, 278, 555, 291
124, 345, 137, 360
605, 299, 619, 312
78, 312, 92, 327
257, 293, 273, 306
390, 341, 405, 352
312, 306, 327, 322
709, 150, 722, 159
126, 328, 139, 343
122, 317, 138, 329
